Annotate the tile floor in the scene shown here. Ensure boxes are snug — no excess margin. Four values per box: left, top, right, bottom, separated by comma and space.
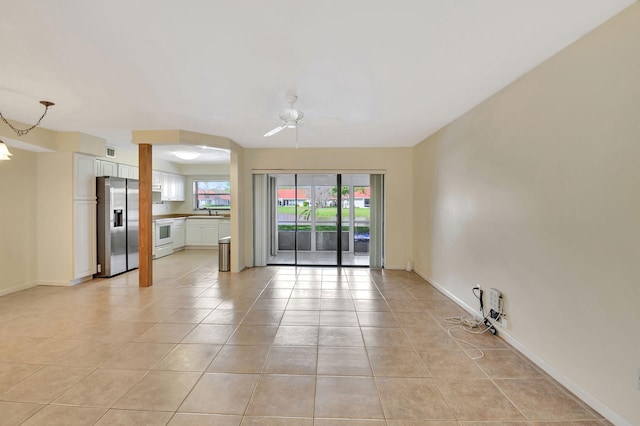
0, 250, 609, 425
268, 251, 371, 267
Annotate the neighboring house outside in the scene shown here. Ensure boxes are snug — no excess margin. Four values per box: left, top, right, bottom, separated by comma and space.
341, 187, 370, 208
277, 188, 310, 206
197, 193, 231, 208
277, 187, 370, 208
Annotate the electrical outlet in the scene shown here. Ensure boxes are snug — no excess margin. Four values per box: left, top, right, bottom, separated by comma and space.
501, 317, 509, 329
637, 368, 640, 390
487, 288, 501, 315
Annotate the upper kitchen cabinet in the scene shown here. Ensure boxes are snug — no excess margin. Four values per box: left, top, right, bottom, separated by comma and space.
160, 172, 185, 201
95, 159, 118, 177
75, 153, 97, 199
96, 159, 138, 180
118, 163, 139, 180
98, 163, 184, 201
161, 172, 172, 200
153, 170, 162, 187
175, 174, 185, 201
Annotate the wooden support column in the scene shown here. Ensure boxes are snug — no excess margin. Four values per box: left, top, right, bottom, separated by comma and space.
139, 144, 153, 287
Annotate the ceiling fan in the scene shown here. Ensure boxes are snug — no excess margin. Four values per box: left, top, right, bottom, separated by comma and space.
263, 94, 304, 138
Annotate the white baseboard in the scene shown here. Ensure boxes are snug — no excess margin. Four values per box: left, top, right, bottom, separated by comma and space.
69, 275, 93, 286
37, 280, 72, 287
413, 267, 630, 426
383, 263, 408, 270
0, 281, 37, 297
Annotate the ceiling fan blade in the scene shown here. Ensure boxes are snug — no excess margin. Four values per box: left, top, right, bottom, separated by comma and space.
263, 125, 286, 137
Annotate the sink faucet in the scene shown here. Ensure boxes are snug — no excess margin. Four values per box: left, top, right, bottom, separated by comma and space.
207, 208, 212, 216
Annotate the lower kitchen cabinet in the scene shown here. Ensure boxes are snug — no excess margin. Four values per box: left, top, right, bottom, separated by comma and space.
218, 221, 231, 240
173, 218, 186, 250
186, 218, 219, 246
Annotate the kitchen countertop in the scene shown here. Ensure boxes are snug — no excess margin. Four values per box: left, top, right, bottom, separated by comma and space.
152, 213, 230, 220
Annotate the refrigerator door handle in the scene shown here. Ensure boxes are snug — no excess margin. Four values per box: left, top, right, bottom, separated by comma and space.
114, 209, 124, 227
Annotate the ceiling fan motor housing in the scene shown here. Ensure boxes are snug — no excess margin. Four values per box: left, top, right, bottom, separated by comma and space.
279, 108, 304, 123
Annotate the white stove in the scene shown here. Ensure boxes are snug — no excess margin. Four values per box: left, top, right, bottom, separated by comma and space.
154, 219, 174, 258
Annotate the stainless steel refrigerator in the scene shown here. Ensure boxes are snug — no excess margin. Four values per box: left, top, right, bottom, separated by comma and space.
95, 176, 139, 277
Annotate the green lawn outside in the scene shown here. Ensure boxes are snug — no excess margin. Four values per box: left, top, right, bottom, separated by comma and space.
278, 206, 370, 219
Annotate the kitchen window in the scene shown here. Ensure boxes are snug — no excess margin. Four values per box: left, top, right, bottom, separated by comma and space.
194, 180, 231, 210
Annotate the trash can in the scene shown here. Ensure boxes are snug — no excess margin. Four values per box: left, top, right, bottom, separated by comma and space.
218, 237, 231, 272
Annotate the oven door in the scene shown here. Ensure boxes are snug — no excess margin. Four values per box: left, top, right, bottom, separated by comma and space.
155, 221, 173, 246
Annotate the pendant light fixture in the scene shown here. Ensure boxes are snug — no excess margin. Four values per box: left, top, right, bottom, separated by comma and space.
0, 139, 13, 161
0, 100, 55, 137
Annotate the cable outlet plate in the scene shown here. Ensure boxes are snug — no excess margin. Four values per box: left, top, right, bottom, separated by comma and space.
487, 288, 501, 318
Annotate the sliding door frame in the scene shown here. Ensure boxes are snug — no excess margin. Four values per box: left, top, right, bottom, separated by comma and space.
254, 171, 384, 268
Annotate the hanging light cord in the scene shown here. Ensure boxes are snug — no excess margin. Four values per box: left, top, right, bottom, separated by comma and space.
0, 101, 55, 137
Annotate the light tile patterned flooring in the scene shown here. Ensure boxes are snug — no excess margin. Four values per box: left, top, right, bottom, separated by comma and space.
268, 251, 371, 266
0, 250, 608, 425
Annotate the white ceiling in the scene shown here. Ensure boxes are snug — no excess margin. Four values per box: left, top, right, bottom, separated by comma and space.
0, 0, 634, 156
148, 145, 231, 164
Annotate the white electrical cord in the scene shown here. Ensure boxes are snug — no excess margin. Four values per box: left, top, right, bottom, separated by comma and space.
444, 315, 492, 360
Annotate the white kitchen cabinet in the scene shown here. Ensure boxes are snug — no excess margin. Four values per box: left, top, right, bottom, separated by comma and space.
75, 154, 96, 199
162, 173, 175, 201
152, 170, 162, 187
218, 221, 231, 240
174, 174, 185, 201
96, 159, 138, 180
186, 218, 219, 247
118, 164, 139, 179
159, 172, 186, 201
73, 199, 96, 279
173, 218, 186, 250
73, 154, 97, 280
96, 159, 118, 177
202, 225, 218, 245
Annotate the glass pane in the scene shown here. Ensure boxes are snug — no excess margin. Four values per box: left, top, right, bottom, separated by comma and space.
295, 185, 312, 253
299, 174, 337, 266
270, 174, 296, 265
266, 173, 374, 267
341, 174, 370, 266
195, 181, 231, 209
315, 185, 337, 252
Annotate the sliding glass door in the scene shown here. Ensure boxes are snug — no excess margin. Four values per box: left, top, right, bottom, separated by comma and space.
254, 172, 382, 267
341, 174, 372, 266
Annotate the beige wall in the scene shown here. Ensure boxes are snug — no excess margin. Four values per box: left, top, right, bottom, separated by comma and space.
36, 152, 74, 285
0, 130, 99, 291
241, 148, 414, 270
412, 4, 640, 424
231, 143, 244, 272
0, 147, 39, 296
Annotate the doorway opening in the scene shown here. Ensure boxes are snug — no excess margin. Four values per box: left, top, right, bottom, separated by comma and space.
254, 173, 384, 267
